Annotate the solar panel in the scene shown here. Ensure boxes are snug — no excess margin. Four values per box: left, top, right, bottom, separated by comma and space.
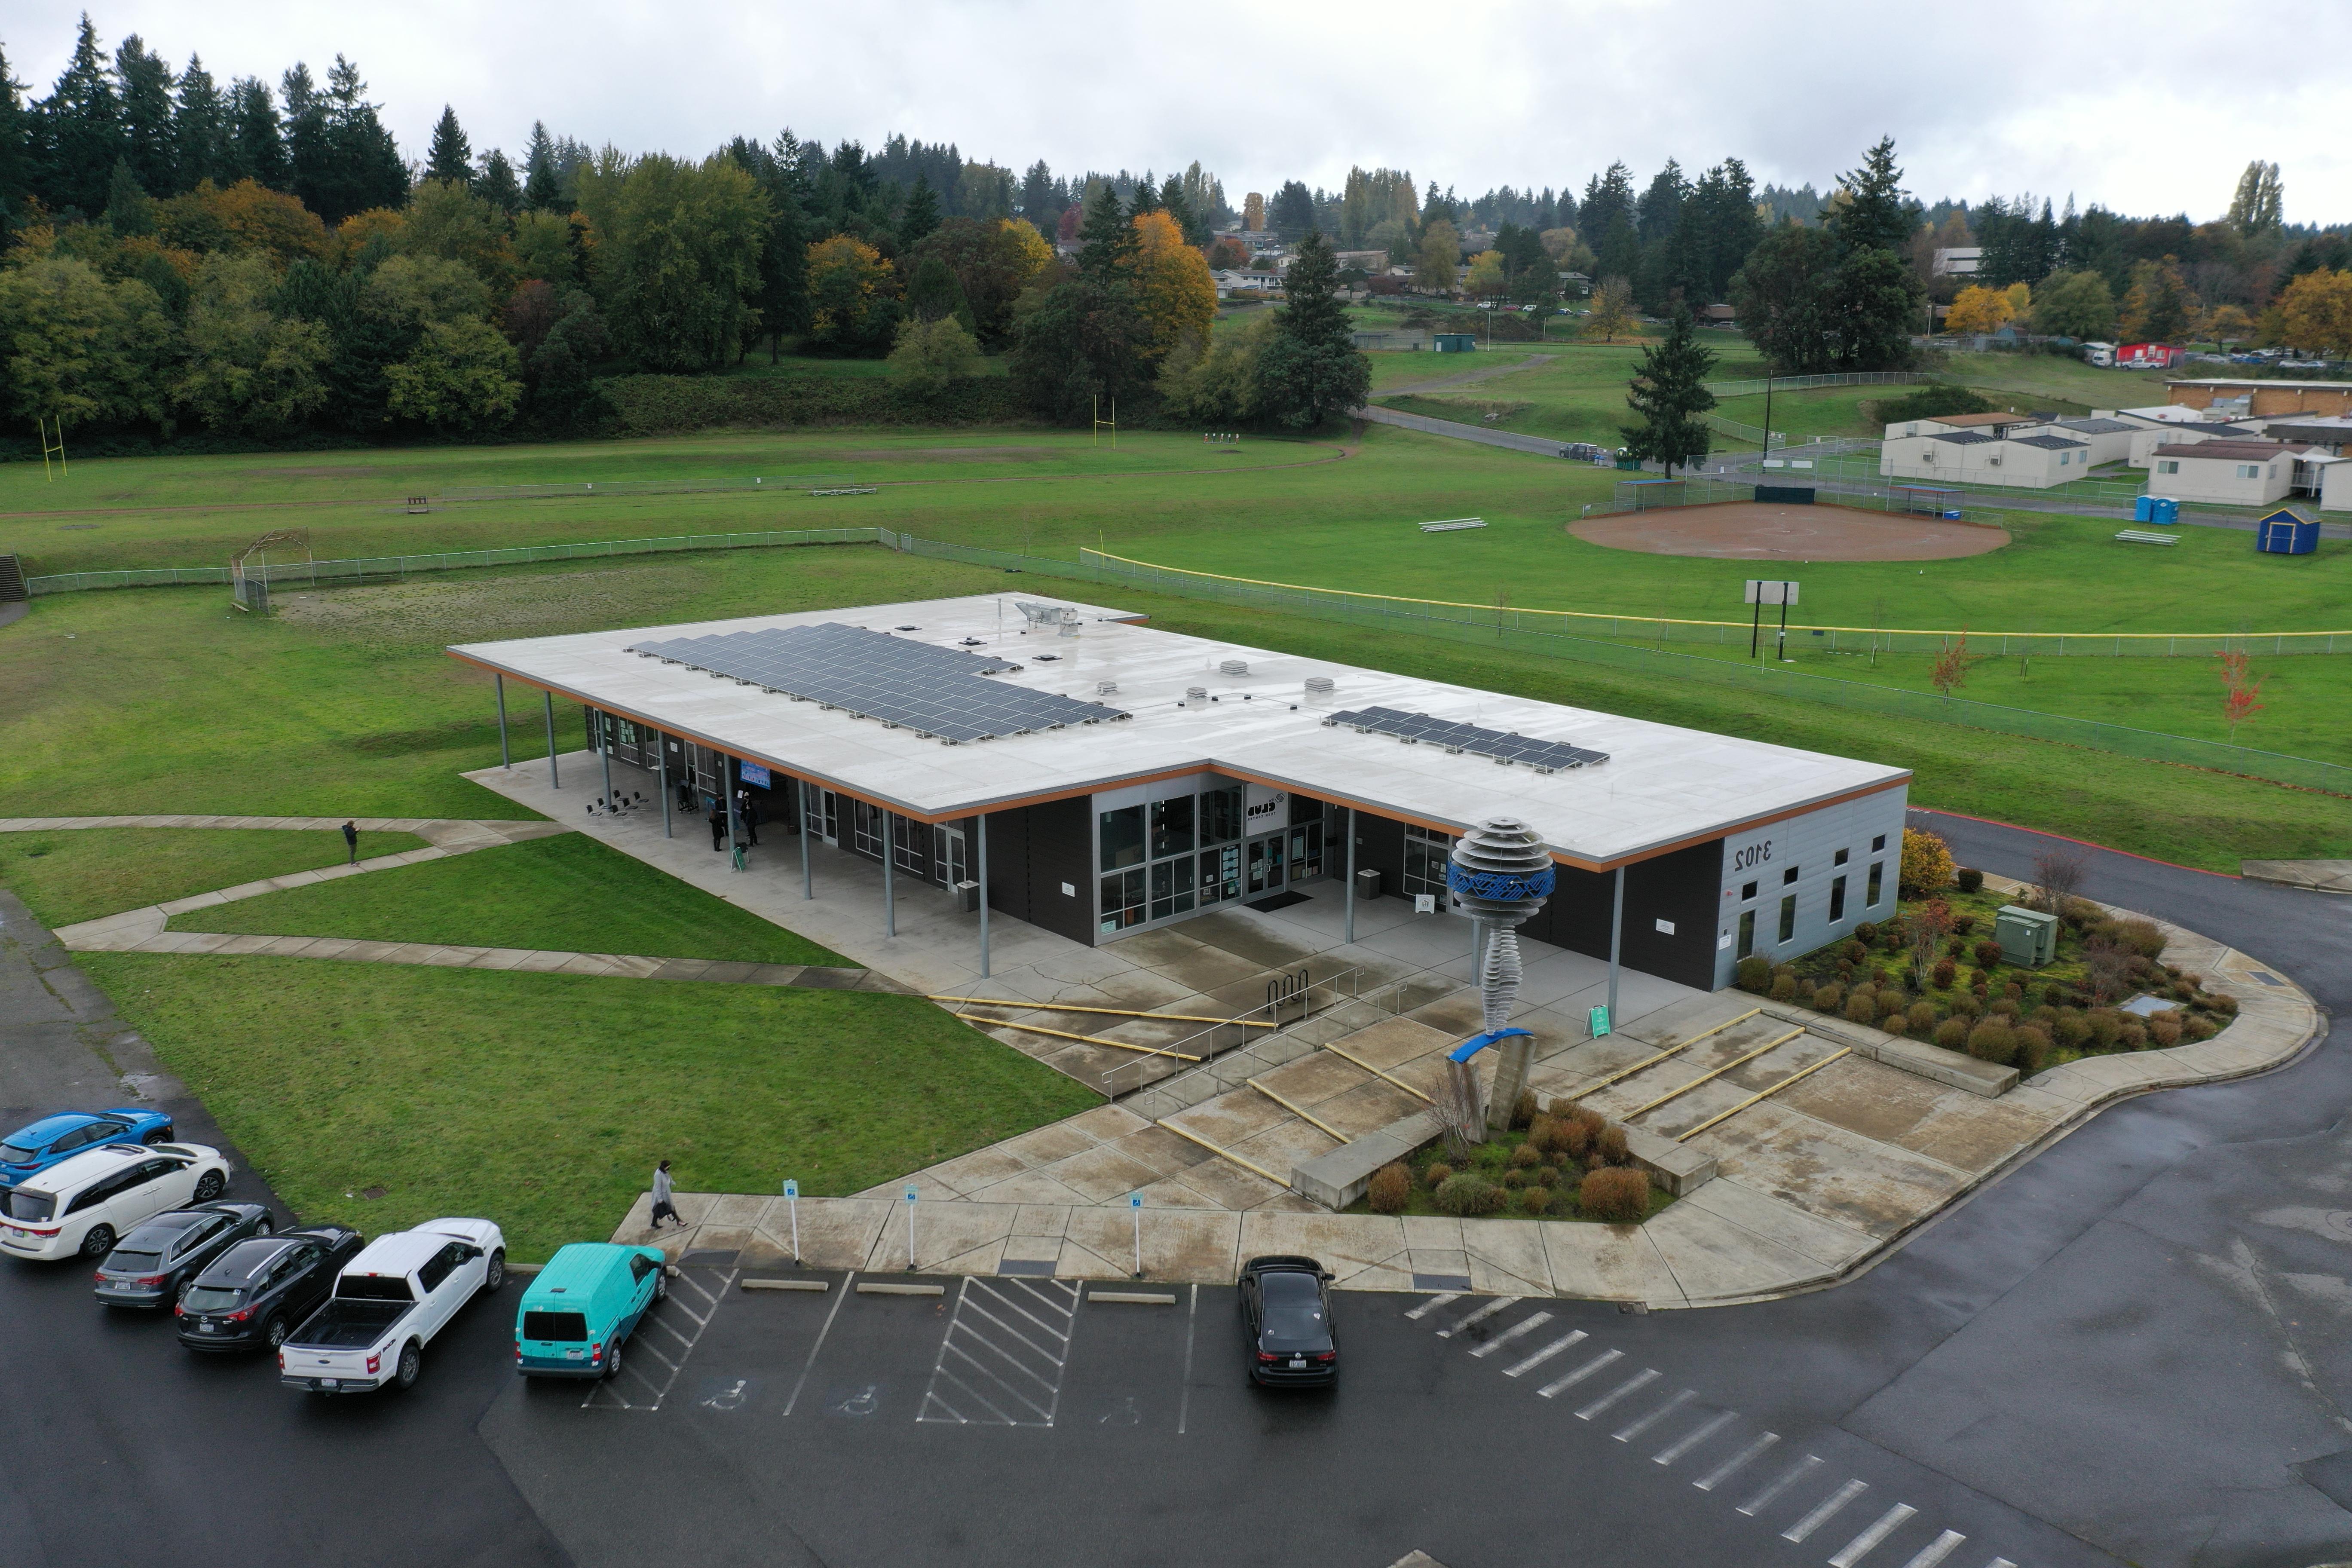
626, 622, 1129, 744
1323, 706, 1608, 773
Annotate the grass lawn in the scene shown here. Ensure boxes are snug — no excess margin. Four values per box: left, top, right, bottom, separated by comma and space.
174, 834, 851, 965
80, 953, 1099, 1261
0, 827, 427, 928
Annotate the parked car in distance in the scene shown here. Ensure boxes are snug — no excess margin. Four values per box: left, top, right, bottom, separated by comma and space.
0, 1110, 175, 1191
1240, 1254, 1338, 1386
94, 1202, 273, 1307
0, 1143, 231, 1262
514, 1242, 668, 1380
278, 1219, 505, 1393
178, 1224, 364, 1352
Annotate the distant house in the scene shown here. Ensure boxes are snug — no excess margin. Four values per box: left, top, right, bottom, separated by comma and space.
2146, 439, 2300, 505
1879, 428, 2093, 488
2164, 377, 2352, 419
1881, 410, 2038, 441
1332, 250, 1387, 272
2120, 420, 2255, 469
1698, 303, 1736, 325
1932, 248, 1983, 276
2039, 417, 2141, 466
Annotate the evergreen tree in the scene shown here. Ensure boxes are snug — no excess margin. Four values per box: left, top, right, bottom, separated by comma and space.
478, 148, 521, 213
113, 34, 176, 196
292, 57, 405, 220
1017, 159, 1059, 236
171, 55, 226, 191
898, 171, 939, 249
0, 46, 32, 242
523, 121, 562, 210
104, 156, 153, 233
280, 62, 324, 203
1620, 303, 1716, 475
1269, 179, 1315, 236
721, 132, 808, 358
224, 77, 287, 189
37, 15, 122, 217
1825, 135, 1910, 254
1075, 183, 1137, 283
426, 104, 471, 187
1253, 231, 1369, 429
1158, 172, 1191, 242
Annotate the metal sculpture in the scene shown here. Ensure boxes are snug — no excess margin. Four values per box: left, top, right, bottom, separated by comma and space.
1443, 817, 1557, 1137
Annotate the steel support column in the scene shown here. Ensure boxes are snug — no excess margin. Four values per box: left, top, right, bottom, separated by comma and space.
882, 809, 896, 937
494, 674, 509, 769
1606, 866, 1625, 1029
977, 813, 990, 978
543, 692, 558, 788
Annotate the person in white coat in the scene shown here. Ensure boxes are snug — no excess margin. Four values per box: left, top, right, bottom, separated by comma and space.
649, 1159, 681, 1229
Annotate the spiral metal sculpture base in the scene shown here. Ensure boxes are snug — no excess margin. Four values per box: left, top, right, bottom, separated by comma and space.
1446, 818, 1557, 1135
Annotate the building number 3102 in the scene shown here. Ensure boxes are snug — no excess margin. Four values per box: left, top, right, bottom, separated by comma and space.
1730, 841, 1773, 871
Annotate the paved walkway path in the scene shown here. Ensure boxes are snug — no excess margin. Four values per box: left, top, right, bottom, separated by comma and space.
1353, 402, 1578, 459
2241, 858, 2352, 894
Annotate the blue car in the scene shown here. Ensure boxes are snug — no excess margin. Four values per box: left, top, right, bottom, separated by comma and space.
0, 1109, 176, 1191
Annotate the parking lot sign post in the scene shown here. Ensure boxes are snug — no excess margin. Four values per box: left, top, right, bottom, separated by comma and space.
1130, 1191, 1144, 1278
904, 1185, 918, 1270
783, 1178, 799, 1263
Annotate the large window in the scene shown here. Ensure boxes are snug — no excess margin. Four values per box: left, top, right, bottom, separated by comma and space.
1777, 894, 1797, 944
1149, 796, 1194, 859
1404, 823, 1454, 903
1200, 844, 1241, 905
1828, 875, 1847, 924
1200, 787, 1243, 845
1866, 861, 1884, 909
1737, 909, 1756, 959
1099, 805, 1146, 871
1101, 869, 1146, 934
1150, 856, 1197, 921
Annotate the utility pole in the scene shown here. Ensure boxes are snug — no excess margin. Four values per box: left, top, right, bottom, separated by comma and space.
1760, 373, 1775, 463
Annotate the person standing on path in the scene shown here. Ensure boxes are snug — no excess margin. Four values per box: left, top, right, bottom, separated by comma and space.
649, 1160, 680, 1230
341, 821, 358, 864
708, 805, 726, 851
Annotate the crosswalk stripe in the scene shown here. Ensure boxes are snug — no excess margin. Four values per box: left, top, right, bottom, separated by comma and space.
1612, 1388, 1696, 1442
1437, 1297, 1520, 1338
1783, 1479, 1869, 1543
1504, 1329, 1587, 1377
1737, 1453, 1822, 1516
1403, 1292, 1461, 1320
1468, 1311, 1553, 1358
1652, 1410, 1738, 1465
1575, 1367, 1660, 1421
1829, 1504, 1918, 1567
1538, 1348, 1622, 1398
1896, 1533, 1965, 1568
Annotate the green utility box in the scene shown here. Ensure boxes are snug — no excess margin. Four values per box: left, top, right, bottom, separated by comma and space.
1994, 904, 2059, 967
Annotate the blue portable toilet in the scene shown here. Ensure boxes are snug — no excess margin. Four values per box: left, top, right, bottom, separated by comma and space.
2150, 496, 2180, 525
2255, 507, 2320, 555
2133, 494, 2155, 523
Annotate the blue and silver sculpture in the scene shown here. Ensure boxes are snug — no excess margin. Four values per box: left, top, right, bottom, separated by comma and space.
1443, 817, 1556, 1137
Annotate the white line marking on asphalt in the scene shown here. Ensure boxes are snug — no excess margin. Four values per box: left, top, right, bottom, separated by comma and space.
1575, 1367, 1661, 1421
1404, 1292, 1461, 1321
1980, 1559, 2018, 1568
1696, 1431, 1778, 1491
1469, 1310, 1553, 1358
1538, 1348, 1623, 1398
1783, 1479, 1869, 1543
582, 1265, 737, 1412
1505, 1329, 1587, 1377
919, 1276, 1080, 1427
1737, 1453, 1822, 1516
782, 1269, 852, 1418
1828, 1504, 1917, 1567
1613, 1388, 1696, 1442
1895, 1533, 1964, 1568
1438, 1297, 1519, 1338
1653, 1410, 1738, 1465
1178, 1283, 1197, 1436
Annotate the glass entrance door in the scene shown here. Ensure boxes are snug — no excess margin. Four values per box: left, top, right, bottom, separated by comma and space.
1245, 831, 1286, 895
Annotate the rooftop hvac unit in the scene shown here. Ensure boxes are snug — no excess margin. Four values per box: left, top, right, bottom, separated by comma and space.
1017, 600, 1081, 637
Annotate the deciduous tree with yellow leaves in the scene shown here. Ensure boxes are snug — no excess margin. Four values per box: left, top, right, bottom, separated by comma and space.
2276, 268, 2352, 358
1128, 209, 1216, 364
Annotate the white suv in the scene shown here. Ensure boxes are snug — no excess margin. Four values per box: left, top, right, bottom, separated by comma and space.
0, 1142, 232, 1262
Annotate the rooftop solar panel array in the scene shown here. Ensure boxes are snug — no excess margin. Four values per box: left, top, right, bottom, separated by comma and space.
626, 622, 1129, 744
1323, 706, 1608, 773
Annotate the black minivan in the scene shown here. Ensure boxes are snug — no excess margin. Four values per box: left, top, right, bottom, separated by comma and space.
176, 1224, 364, 1352
1240, 1254, 1338, 1387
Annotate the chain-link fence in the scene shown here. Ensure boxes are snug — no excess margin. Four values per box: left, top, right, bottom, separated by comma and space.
1703, 371, 1939, 399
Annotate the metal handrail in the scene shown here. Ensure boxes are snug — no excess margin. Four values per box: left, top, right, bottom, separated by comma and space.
1102, 965, 1420, 1103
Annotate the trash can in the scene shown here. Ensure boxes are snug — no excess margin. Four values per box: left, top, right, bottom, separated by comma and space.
1994, 905, 2059, 967
1355, 867, 1382, 902
954, 880, 981, 913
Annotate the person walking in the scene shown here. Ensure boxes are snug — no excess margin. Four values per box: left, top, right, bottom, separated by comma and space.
738, 790, 761, 846
341, 820, 358, 864
708, 804, 726, 851
649, 1159, 681, 1230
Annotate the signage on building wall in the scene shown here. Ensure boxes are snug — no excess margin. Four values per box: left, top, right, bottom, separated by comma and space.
1244, 784, 1289, 830
739, 762, 772, 787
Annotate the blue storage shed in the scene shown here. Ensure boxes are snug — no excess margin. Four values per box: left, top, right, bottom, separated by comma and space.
2255, 508, 2319, 555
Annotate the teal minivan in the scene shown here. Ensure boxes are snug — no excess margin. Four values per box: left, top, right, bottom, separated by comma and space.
514, 1242, 668, 1379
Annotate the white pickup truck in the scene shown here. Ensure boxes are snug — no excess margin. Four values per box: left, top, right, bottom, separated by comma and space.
277, 1218, 505, 1394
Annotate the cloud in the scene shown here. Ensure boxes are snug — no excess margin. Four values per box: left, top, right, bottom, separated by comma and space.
9, 0, 2348, 224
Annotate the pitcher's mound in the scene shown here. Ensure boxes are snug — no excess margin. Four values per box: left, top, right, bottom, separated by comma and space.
1571, 501, 2008, 561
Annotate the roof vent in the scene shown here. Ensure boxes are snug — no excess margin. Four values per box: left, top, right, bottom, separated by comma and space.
1219, 658, 1248, 677
1304, 676, 1334, 695
1096, 680, 1118, 696
1185, 685, 1208, 702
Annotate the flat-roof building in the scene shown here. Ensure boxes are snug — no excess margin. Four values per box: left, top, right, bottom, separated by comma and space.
450, 596, 1910, 992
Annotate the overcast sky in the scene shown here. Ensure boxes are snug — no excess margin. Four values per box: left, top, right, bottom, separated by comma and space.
12, 0, 2349, 226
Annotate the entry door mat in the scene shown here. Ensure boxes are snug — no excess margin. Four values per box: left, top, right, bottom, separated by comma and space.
1246, 891, 1311, 913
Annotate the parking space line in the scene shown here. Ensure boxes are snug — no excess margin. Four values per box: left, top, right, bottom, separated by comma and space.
1695, 1431, 1778, 1491
582, 1265, 737, 1412
1468, 1310, 1553, 1358
1437, 1297, 1519, 1338
1653, 1410, 1738, 1466
1404, 1292, 1461, 1321
1980, 1559, 2018, 1568
1895, 1533, 1965, 1568
1828, 1504, 1917, 1567
1538, 1348, 1623, 1398
1782, 1479, 1869, 1543
1611, 1388, 1695, 1442
1575, 1367, 1660, 1420
919, 1275, 1080, 1428
782, 1269, 853, 1418
1737, 1453, 1823, 1516
1504, 1329, 1587, 1377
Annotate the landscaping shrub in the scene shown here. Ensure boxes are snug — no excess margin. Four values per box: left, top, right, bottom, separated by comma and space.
1502, 1167, 1529, 1189
1473, 1141, 1508, 1171
1932, 957, 1957, 989
1812, 982, 1845, 1014
1534, 1165, 1561, 1188
2052, 1008, 2089, 1047
1878, 990, 1910, 1023
2116, 919, 2166, 959
1519, 1185, 1553, 1216
1424, 1162, 1454, 1190
1906, 1001, 1938, 1036
1557, 1120, 1592, 1160
1877, 383, 1994, 424
2210, 993, 2239, 1017
1844, 990, 1877, 1025
1966, 1021, 2018, 1066
1951, 913, 1977, 937
1507, 1142, 1542, 1170
1367, 1163, 1412, 1215
1510, 1090, 1539, 1129
1934, 1017, 1970, 1050
2086, 1008, 2123, 1048
1956, 867, 1984, 893
1736, 956, 1771, 993
2014, 1024, 2052, 1073
1900, 828, 1956, 897
1578, 1166, 1651, 1224
1595, 1125, 1630, 1166
2119, 1021, 2148, 1050
1951, 990, 1983, 1019
1854, 922, 1878, 945
2149, 1013, 2182, 1048
2184, 1014, 2219, 1041
1973, 939, 2005, 970
1988, 995, 2019, 1019
1769, 974, 1798, 1002
1434, 1173, 1509, 1217
1526, 1116, 1559, 1157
